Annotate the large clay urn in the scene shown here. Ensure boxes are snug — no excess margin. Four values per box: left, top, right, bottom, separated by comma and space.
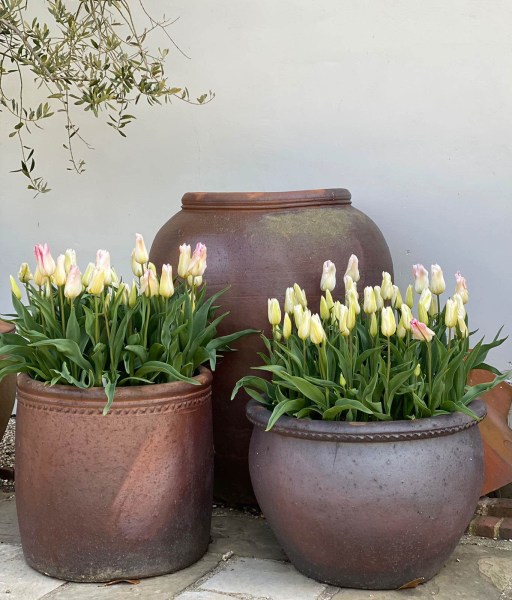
0, 320, 16, 442
150, 188, 393, 504
15, 368, 213, 582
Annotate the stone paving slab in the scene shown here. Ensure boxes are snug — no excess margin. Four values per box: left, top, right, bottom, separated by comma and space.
0, 492, 20, 545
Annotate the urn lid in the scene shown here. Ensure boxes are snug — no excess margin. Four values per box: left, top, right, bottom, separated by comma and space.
181, 188, 352, 210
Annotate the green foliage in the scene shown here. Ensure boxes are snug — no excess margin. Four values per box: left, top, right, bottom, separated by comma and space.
0, 0, 214, 194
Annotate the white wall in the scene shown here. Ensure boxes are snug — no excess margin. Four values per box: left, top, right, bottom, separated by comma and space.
0, 0, 511, 369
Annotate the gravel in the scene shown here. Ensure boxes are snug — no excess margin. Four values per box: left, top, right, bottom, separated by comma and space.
0, 417, 15, 493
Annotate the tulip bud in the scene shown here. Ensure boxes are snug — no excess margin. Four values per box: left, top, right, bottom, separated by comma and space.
325, 289, 334, 311
347, 288, 360, 315
131, 250, 143, 277
118, 282, 129, 305
331, 300, 341, 325
82, 262, 95, 286
345, 254, 360, 282
396, 321, 406, 339
129, 281, 138, 308
178, 244, 191, 278
293, 284, 307, 308
64, 265, 82, 300
400, 305, 413, 331
293, 304, 304, 329
273, 327, 282, 342
33, 265, 47, 287
381, 307, 396, 337
310, 314, 326, 345
454, 272, 469, 304
141, 269, 159, 298
369, 312, 378, 337
412, 264, 429, 294
52, 255, 67, 287
320, 296, 330, 320
419, 288, 432, 312
284, 287, 296, 314
133, 233, 149, 265
431, 264, 446, 295
457, 315, 469, 338
373, 286, 384, 310
346, 302, 356, 331
64, 249, 76, 274
283, 313, 292, 340
405, 284, 414, 308
344, 275, 355, 297
410, 318, 435, 342
110, 268, 120, 287
339, 373, 346, 387
418, 303, 429, 325
18, 262, 32, 284
188, 242, 207, 277
87, 267, 105, 295
381, 272, 393, 301
320, 260, 336, 292
414, 364, 421, 377
363, 287, 377, 315
445, 298, 458, 328
9, 275, 21, 300
147, 262, 157, 276
159, 264, 175, 298
298, 309, 311, 340
392, 285, 403, 310
268, 298, 282, 326
338, 304, 350, 336
34, 243, 56, 277
454, 293, 466, 320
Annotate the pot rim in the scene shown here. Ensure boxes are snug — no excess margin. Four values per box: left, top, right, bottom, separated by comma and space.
16, 366, 212, 415
246, 399, 486, 443
181, 189, 352, 211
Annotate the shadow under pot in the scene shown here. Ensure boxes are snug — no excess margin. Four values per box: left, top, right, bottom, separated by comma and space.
246, 399, 486, 590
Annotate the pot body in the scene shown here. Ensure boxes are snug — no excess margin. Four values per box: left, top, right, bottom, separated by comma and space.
15, 368, 213, 582
247, 400, 486, 590
0, 321, 16, 441
150, 189, 393, 504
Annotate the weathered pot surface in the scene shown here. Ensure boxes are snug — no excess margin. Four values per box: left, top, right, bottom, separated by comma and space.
15, 367, 213, 582
0, 320, 16, 442
150, 188, 394, 504
246, 400, 486, 590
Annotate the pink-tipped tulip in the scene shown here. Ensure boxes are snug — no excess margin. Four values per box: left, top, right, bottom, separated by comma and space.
412, 264, 429, 294
454, 271, 469, 304
187, 243, 207, 277
140, 269, 159, 297
64, 265, 82, 300
133, 233, 149, 265
410, 318, 435, 342
34, 243, 56, 277
96, 250, 112, 285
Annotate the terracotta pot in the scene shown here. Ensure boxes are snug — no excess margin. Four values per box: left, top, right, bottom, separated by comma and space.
0, 321, 16, 443
15, 368, 213, 582
246, 400, 486, 590
150, 188, 393, 504
469, 369, 512, 495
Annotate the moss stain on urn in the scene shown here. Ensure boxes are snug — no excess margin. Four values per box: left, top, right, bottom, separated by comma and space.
262, 209, 365, 241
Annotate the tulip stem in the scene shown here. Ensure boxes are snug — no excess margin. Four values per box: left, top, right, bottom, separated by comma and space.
386, 335, 391, 413
94, 297, 100, 345
302, 339, 307, 373
58, 286, 66, 334
427, 343, 433, 408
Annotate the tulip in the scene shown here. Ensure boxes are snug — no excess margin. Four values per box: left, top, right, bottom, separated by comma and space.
96, 250, 112, 285
418, 303, 429, 325
298, 309, 311, 340
18, 262, 32, 284
52, 255, 67, 286
128, 281, 138, 308
110, 268, 120, 287
268, 298, 281, 326
283, 313, 292, 340
293, 284, 307, 308
82, 262, 95, 286
178, 244, 191, 278
310, 314, 326, 345
284, 287, 296, 314
454, 272, 469, 304
159, 264, 174, 298
188, 242, 207, 277
147, 262, 157, 276
33, 265, 47, 287
338, 304, 350, 336
381, 272, 393, 301
339, 373, 347, 387
344, 275, 355, 296
414, 364, 421, 377
131, 250, 143, 278
400, 305, 413, 331
331, 300, 341, 325
392, 285, 403, 310
457, 315, 469, 338
320, 260, 336, 292
445, 298, 458, 328
133, 233, 149, 265
325, 289, 334, 311
347, 288, 360, 315
118, 282, 129, 305
396, 321, 406, 339
320, 296, 330, 320
418, 289, 432, 324
410, 318, 435, 342
381, 307, 396, 337
345, 254, 360, 282
363, 286, 377, 314
64, 249, 76, 274
405, 284, 414, 308
9, 275, 21, 300
431, 264, 446, 295
34, 243, 56, 277
346, 302, 356, 331
369, 313, 378, 337
64, 265, 82, 300
87, 267, 105, 295
140, 269, 159, 297
412, 264, 429, 294
373, 286, 384, 310
187, 275, 203, 287
293, 304, 304, 329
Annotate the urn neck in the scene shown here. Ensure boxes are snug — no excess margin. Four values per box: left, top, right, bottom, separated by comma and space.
181, 188, 352, 211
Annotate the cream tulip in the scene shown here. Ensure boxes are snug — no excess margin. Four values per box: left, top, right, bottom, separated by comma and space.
381, 272, 393, 301
64, 265, 82, 300
18, 262, 32, 284
381, 307, 396, 337
320, 260, 336, 292
284, 287, 296, 314
268, 298, 282, 326
412, 264, 429, 294
430, 264, 446, 295
310, 314, 326, 345
283, 313, 292, 340
298, 309, 311, 340
133, 233, 149, 265
363, 286, 377, 315
345, 254, 360, 282
159, 264, 175, 298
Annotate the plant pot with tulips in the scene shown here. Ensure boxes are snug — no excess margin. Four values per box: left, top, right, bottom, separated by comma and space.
0, 236, 254, 582
233, 256, 509, 590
